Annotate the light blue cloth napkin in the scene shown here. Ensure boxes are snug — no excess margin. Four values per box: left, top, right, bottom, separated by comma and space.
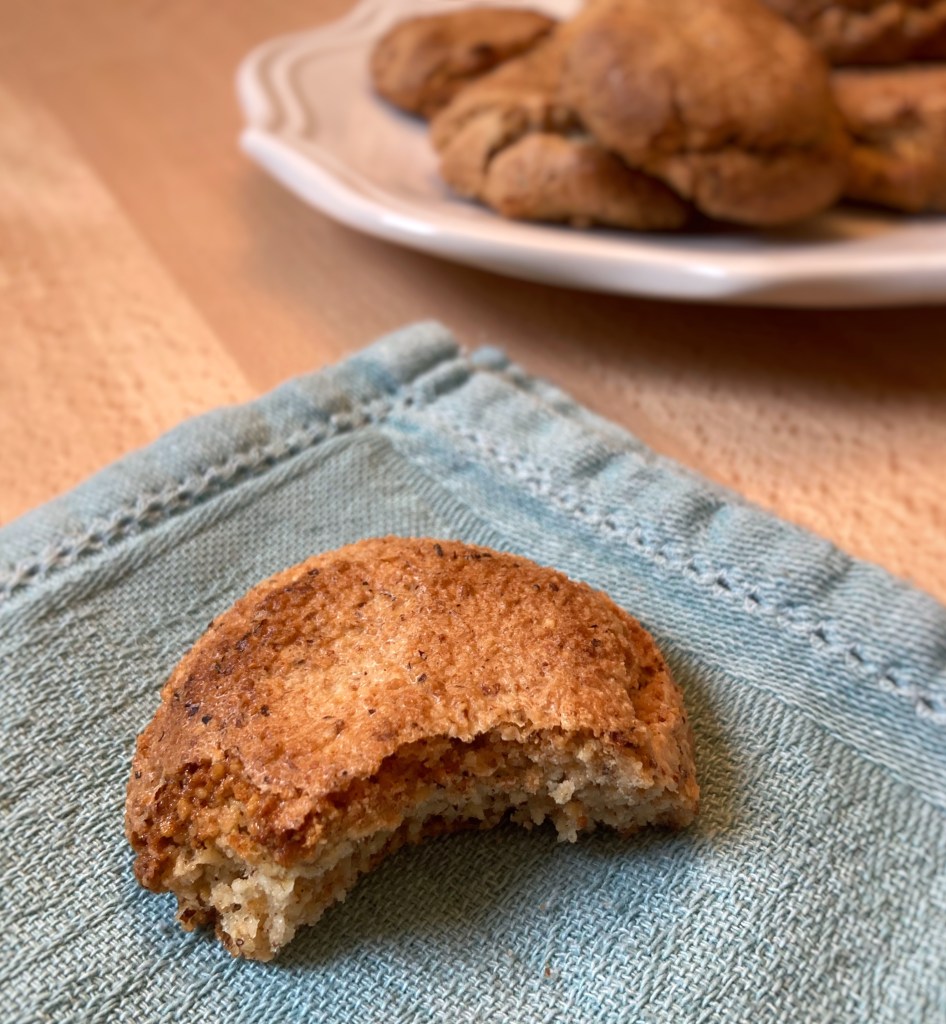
2, 322, 944, 1024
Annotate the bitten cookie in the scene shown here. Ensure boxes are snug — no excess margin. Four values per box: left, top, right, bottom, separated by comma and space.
370, 6, 556, 118
834, 64, 946, 211
762, 0, 946, 64
430, 38, 690, 230
559, 0, 850, 226
126, 538, 699, 961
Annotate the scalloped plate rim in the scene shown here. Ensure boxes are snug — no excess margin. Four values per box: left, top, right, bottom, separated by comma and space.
236, 0, 946, 307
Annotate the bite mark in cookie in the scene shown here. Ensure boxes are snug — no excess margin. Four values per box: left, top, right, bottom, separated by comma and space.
126, 538, 699, 960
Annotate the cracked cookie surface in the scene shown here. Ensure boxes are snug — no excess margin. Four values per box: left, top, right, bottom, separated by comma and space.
126, 537, 699, 960
430, 38, 690, 230
559, 0, 850, 226
370, 6, 556, 118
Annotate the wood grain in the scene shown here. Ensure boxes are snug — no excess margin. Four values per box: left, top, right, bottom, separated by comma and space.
0, 0, 943, 601
0, 82, 252, 521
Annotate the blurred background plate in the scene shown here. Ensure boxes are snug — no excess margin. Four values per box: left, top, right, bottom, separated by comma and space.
237, 0, 946, 307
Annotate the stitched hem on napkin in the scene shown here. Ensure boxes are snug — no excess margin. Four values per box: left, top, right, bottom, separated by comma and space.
1, 320, 943, 804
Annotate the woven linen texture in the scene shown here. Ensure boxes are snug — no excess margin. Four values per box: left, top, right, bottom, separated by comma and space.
1, 322, 944, 1023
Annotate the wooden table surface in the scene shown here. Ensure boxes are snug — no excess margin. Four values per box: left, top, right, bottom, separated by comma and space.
1, 0, 944, 601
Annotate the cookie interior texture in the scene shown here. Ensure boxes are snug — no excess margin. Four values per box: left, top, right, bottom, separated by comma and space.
126, 538, 699, 961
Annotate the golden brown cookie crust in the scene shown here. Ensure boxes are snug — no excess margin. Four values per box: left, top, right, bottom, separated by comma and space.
430, 39, 689, 230
429, 36, 577, 156
834, 64, 946, 211
483, 133, 690, 229
370, 6, 556, 118
559, 0, 850, 226
763, 0, 946, 64
127, 537, 698, 958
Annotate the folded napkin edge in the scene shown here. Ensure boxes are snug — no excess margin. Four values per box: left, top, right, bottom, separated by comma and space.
2, 321, 943, 741
0, 320, 466, 602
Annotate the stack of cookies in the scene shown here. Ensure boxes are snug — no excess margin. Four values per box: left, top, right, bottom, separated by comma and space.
371, 0, 946, 229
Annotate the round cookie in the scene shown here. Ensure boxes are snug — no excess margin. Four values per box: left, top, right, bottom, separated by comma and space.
559, 0, 850, 226
126, 537, 699, 960
370, 6, 556, 118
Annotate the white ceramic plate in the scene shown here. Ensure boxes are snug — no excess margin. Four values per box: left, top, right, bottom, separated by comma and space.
237, 0, 946, 307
